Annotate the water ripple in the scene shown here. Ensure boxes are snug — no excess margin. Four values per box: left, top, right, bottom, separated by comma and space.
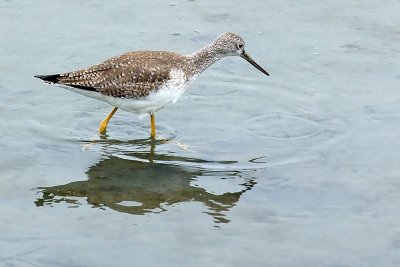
245, 112, 324, 140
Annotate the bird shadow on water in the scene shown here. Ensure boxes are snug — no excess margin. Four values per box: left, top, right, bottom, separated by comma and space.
35, 136, 258, 225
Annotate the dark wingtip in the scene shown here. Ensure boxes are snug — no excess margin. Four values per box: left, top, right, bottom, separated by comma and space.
34, 74, 61, 84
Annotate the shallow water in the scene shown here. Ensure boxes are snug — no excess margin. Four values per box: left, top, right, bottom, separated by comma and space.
1, 0, 400, 266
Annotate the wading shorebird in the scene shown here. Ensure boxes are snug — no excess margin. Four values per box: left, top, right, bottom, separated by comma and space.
35, 32, 269, 138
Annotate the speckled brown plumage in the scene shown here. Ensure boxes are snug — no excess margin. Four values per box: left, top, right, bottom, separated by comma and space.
44, 51, 191, 98
35, 32, 268, 102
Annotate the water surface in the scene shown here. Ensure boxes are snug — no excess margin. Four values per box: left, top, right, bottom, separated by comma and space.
1, 1, 400, 266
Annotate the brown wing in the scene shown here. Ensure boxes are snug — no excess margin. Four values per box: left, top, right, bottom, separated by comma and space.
55, 51, 186, 98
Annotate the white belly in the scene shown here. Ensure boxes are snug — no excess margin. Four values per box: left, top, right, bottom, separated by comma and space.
59, 68, 196, 115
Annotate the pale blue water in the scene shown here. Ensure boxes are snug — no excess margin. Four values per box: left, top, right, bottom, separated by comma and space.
1, 1, 400, 266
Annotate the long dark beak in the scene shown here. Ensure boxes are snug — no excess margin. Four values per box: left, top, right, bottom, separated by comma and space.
240, 51, 269, 76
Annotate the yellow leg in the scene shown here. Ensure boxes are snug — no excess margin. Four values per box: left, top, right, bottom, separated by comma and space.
99, 107, 118, 133
150, 112, 156, 138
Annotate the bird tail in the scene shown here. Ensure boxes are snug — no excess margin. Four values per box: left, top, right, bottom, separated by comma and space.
34, 74, 61, 84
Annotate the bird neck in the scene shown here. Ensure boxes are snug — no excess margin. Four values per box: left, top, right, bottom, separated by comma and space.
187, 43, 223, 76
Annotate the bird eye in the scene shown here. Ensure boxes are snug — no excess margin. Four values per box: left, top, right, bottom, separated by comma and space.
238, 44, 244, 49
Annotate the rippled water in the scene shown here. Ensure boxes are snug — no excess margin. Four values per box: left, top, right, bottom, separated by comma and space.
2, 1, 400, 266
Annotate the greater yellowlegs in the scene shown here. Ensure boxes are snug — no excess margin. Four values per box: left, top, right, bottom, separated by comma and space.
35, 32, 269, 138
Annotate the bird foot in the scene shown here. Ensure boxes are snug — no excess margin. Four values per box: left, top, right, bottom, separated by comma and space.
175, 141, 195, 152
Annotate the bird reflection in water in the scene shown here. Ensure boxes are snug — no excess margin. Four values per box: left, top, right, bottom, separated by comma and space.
35, 138, 256, 224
